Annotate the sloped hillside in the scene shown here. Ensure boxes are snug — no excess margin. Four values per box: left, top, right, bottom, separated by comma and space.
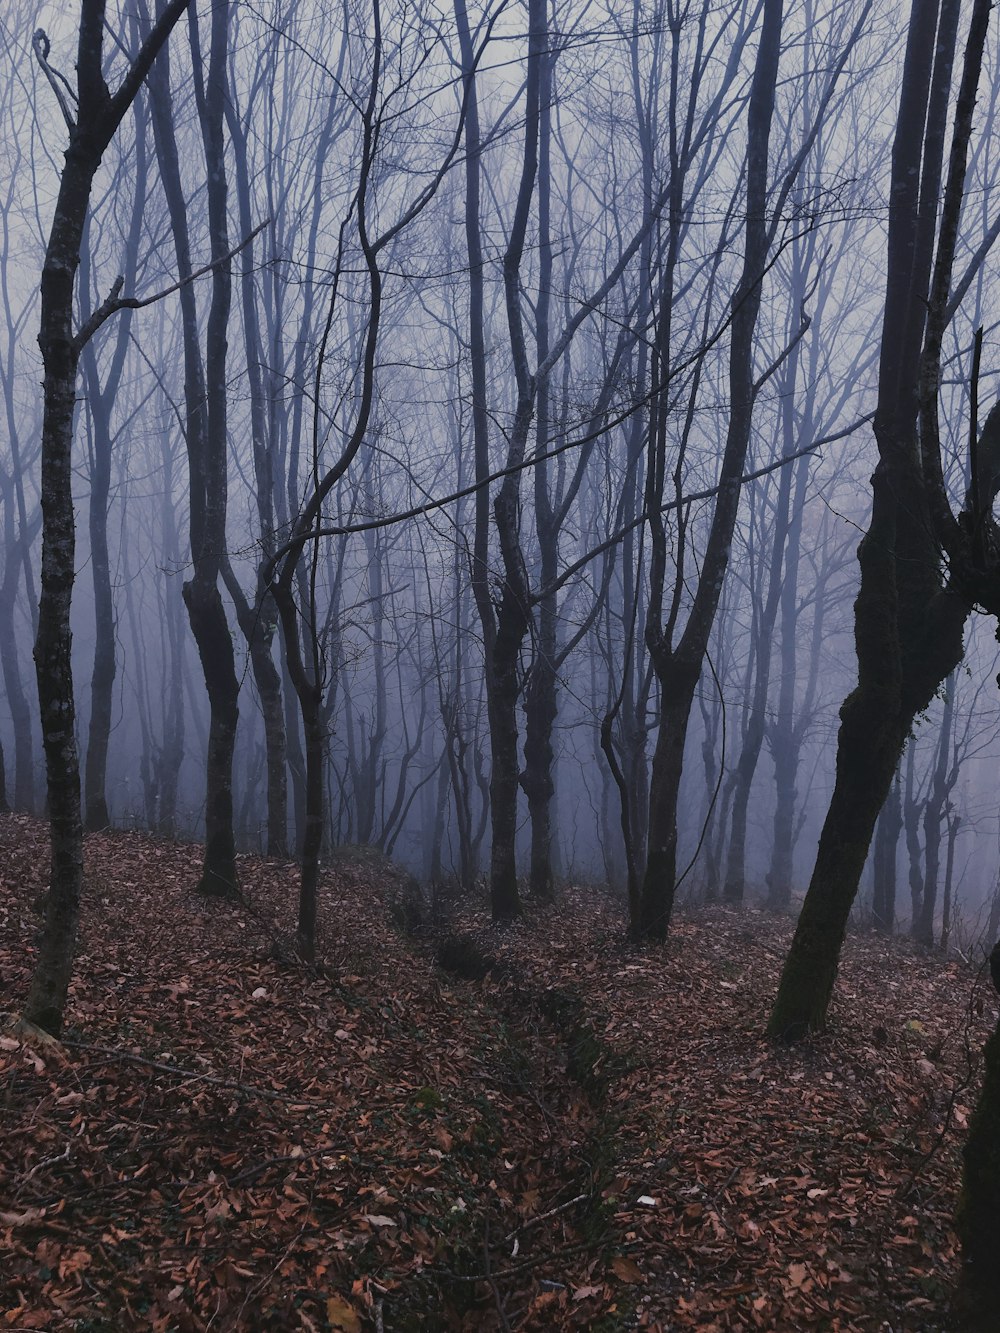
0, 815, 989, 1330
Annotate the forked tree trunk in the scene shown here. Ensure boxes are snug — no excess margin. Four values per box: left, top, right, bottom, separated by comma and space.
638, 669, 700, 938
183, 0, 240, 898
636, 0, 784, 939
768, 0, 985, 1036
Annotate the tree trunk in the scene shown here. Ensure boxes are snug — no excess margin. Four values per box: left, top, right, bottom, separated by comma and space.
487, 559, 528, 920
904, 741, 925, 932
147, 1, 238, 895
636, 0, 784, 939
872, 769, 902, 933
767, 0, 979, 1036
24, 0, 192, 1035
182, 578, 239, 896
917, 669, 956, 946
522, 631, 557, 903
768, 469, 966, 1037
0, 571, 35, 812
27, 149, 90, 1032
637, 669, 699, 939
957, 946, 1000, 1323
940, 809, 958, 952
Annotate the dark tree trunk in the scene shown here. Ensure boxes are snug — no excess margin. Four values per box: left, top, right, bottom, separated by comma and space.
82, 398, 114, 833
487, 541, 529, 920
183, 0, 240, 898
522, 618, 557, 903
482, 0, 546, 923
917, 670, 956, 946
768, 470, 967, 1036
637, 668, 700, 939
520, 33, 559, 905
146, 2, 239, 893
181, 579, 239, 895
29, 221, 87, 1034
957, 945, 1000, 1323
768, 0, 977, 1037
24, 0, 191, 1035
636, 0, 784, 939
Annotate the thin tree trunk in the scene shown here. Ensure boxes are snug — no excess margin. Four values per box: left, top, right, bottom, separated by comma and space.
637, 0, 784, 939
903, 740, 925, 931
940, 808, 958, 952
917, 669, 956, 945
24, 0, 191, 1036
872, 768, 902, 933
146, 2, 239, 897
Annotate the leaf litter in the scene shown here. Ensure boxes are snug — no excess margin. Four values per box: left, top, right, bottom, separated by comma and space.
0, 813, 991, 1330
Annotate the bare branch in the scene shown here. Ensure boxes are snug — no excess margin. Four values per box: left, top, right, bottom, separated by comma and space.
32, 29, 78, 131
73, 218, 271, 350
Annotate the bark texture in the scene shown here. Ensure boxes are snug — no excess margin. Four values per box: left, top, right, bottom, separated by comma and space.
25, 0, 192, 1035
768, 0, 990, 1037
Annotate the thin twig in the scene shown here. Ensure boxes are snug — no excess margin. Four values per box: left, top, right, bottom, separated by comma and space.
503, 1192, 589, 1243
483, 1217, 512, 1332
59, 1040, 328, 1107
228, 1143, 340, 1187
73, 219, 271, 350
438, 1239, 595, 1284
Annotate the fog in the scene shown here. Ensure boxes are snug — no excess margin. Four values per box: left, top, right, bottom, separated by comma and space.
3, 0, 1000, 954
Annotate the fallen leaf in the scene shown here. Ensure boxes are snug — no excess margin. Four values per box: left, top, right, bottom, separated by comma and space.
325, 1295, 362, 1332
611, 1255, 644, 1284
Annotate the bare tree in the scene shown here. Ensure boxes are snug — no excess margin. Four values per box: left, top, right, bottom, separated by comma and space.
769, 0, 996, 1037
23, 0, 192, 1036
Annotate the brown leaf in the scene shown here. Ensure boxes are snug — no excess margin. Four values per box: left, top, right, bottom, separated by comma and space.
611, 1255, 644, 1284
325, 1295, 362, 1332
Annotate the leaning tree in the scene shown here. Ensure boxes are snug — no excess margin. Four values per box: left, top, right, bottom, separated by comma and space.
768, 0, 999, 1039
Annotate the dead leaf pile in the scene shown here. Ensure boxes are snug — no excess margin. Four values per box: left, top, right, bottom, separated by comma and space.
0, 814, 990, 1330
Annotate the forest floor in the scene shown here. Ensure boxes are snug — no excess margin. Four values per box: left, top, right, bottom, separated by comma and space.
0, 813, 992, 1332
